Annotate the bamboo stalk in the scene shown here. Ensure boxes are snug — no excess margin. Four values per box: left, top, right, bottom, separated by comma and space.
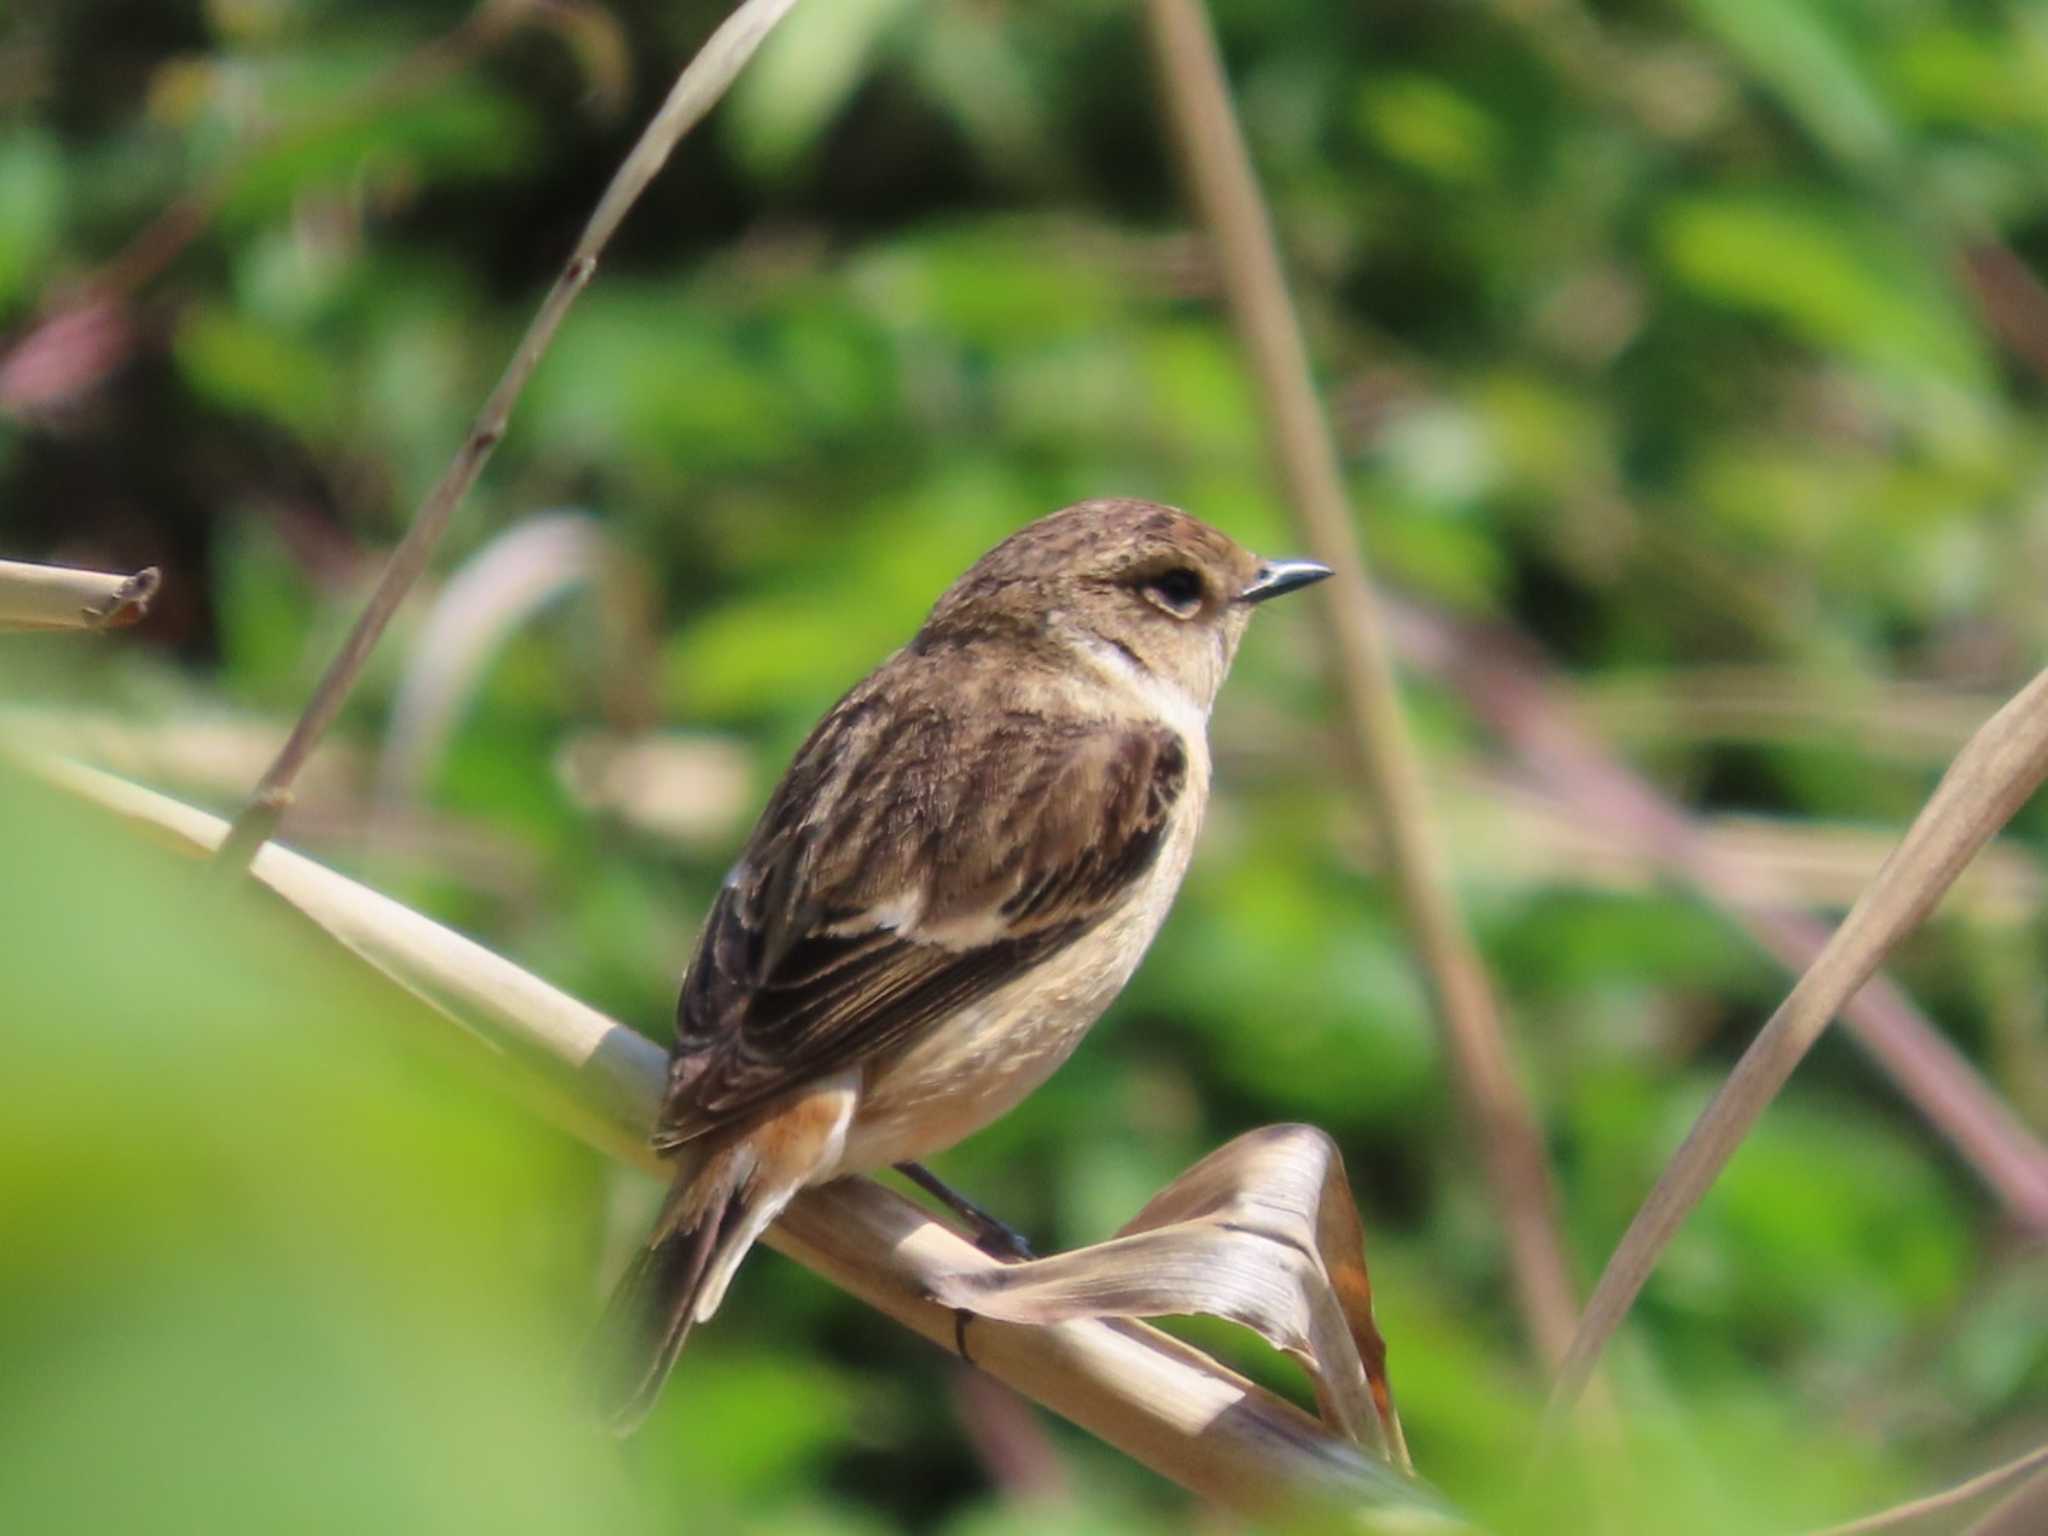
210, 0, 804, 874
0, 558, 159, 632
1141, 0, 1583, 1378
36, 756, 1464, 1532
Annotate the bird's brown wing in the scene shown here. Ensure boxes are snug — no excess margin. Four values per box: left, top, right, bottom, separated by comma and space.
653, 691, 1188, 1148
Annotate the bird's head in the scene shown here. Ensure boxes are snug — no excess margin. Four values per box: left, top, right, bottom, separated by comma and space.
916, 498, 1330, 713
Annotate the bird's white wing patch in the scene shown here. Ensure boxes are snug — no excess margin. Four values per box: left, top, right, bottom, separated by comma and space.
828, 892, 1015, 951
824, 891, 924, 935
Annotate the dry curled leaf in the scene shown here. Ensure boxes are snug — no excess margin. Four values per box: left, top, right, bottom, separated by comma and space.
930, 1123, 1410, 1470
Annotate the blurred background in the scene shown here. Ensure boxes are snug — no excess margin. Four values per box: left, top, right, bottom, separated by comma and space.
4, 0, 2048, 1530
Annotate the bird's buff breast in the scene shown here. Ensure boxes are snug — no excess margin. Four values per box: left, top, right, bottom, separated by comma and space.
833, 787, 1204, 1176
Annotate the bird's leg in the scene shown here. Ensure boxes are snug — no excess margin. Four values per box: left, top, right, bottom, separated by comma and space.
894, 1161, 1037, 1262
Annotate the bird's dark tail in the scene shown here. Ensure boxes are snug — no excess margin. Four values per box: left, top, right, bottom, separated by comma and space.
591, 1077, 857, 1433
591, 1164, 764, 1436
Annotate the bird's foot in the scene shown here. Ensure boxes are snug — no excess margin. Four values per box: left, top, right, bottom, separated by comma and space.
895, 1161, 1037, 1262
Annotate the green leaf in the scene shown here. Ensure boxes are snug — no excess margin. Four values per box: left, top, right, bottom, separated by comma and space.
1657, 190, 1992, 394
1887, 21, 2048, 136
0, 131, 64, 311
723, 0, 915, 181
1357, 74, 1502, 187
1682, 0, 1902, 176
174, 301, 342, 439
0, 759, 643, 1536
221, 72, 538, 224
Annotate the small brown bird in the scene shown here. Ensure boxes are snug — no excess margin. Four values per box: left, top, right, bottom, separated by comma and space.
598, 498, 1328, 1429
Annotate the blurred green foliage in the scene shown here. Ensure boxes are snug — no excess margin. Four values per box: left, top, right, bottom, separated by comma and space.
4, 0, 2048, 1531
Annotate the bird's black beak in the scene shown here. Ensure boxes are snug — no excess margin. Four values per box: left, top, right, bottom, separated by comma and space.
1238, 558, 1333, 605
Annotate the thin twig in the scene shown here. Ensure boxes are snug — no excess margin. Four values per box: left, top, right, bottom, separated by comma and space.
210, 0, 804, 875
36, 756, 1464, 1531
0, 558, 159, 632
1141, 0, 1584, 1376
1542, 660, 2048, 1434
1807, 1442, 2048, 1536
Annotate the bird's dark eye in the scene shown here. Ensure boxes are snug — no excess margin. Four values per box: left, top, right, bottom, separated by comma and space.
1141, 566, 1206, 617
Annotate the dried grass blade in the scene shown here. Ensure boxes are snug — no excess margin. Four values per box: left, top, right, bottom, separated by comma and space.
1387, 598, 2048, 1229
372, 513, 655, 820
931, 1124, 1410, 1470
1808, 1441, 2048, 1536
1544, 663, 2048, 1435
1963, 1467, 2048, 1536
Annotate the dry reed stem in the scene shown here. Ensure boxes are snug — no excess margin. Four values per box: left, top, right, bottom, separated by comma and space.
211, 0, 803, 875
1544, 661, 2048, 1431
38, 757, 1463, 1531
1390, 592, 2048, 1234
0, 558, 159, 632
1809, 1442, 2048, 1536
1962, 1466, 2048, 1536
1141, 0, 1582, 1377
